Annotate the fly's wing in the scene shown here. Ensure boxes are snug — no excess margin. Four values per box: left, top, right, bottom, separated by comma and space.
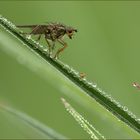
17, 25, 39, 34
16, 25, 38, 28
17, 25, 48, 35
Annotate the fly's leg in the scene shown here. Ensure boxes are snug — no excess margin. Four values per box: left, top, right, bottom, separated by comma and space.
30, 26, 42, 42
52, 41, 55, 51
36, 34, 42, 41
54, 39, 67, 59
45, 37, 52, 56
30, 25, 40, 34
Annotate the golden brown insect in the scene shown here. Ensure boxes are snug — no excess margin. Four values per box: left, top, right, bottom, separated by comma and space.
17, 23, 77, 58
132, 82, 140, 90
79, 72, 86, 79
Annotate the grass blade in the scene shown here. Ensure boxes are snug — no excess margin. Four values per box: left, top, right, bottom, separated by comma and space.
61, 97, 106, 140
0, 102, 66, 139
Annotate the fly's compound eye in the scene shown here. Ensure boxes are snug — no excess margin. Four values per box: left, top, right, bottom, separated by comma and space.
68, 30, 72, 34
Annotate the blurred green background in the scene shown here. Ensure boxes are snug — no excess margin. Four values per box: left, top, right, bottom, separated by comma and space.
0, 1, 140, 139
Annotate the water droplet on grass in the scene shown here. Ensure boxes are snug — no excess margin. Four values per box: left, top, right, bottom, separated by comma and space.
43, 48, 48, 52
87, 82, 94, 87
123, 106, 128, 111
92, 83, 97, 88
26, 35, 31, 39
63, 64, 70, 70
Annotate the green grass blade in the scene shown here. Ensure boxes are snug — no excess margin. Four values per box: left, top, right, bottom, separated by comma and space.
61, 97, 106, 140
0, 102, 66, 139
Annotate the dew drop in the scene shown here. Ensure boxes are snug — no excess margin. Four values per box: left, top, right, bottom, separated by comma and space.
73, 71, 79, 77
87, 82, 93, 87
128, 111, 132, 116
110, 98, 115, 103
102, 91, 106, 95
136, 119, 140, 124
43, 48, 48, 52
92, 83, 97, 88
63, 64, 70, 70
31, 39, 35, 42
82, 78, 87, 83
131, 114, 136, 119
26, 35, 31, 39
114, 101, 120, 106
36, 42, 39, 45
97, 88, 102, 93
123, 106, 128, 112
66, 107, 70, 111
116, 103, 121, 108
67, 67, 73, 73
39, 45, 44, 48
107, 95, 112, 100
3, 18, 7, 22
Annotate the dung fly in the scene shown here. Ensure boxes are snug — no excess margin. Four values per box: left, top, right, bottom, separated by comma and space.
17, 23, 77, 58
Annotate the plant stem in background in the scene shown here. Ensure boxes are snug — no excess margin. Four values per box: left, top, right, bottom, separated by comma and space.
61, 97, 106, 140
0, 103, 66, 139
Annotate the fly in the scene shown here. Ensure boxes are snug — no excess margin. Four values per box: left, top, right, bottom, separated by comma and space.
17, 23, 77, 58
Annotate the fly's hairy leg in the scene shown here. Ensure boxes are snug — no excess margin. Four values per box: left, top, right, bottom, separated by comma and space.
52, 41, 55, 51
36, 34, 42, 41
54, 39, 67, 59
45, 38, 52, 56
30, 25, 40, 34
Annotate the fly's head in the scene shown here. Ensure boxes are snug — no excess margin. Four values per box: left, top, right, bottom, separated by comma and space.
65, 26, 77, 39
